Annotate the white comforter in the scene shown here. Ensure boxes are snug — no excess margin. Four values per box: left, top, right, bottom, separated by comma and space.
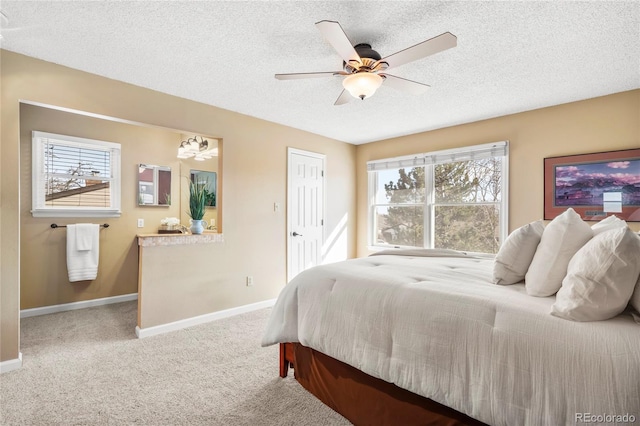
262, 250, 640, 426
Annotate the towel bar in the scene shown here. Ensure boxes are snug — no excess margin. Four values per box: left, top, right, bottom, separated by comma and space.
51, 223, 110, 229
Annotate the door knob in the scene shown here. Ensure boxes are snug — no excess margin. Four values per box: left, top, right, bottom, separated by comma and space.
292, 231, 303, 237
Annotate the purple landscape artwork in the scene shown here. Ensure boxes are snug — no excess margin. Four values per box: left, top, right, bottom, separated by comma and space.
554, 159, 640, 207
544, 149, 640, 221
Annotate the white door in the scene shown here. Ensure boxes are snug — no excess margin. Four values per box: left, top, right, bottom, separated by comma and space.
287, 148, 325, 282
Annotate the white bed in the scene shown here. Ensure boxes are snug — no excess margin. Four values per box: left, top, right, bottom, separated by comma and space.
262, 249, 640, 426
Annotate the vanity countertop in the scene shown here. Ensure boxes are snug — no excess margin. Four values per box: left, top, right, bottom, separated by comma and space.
137, 232, 224, 247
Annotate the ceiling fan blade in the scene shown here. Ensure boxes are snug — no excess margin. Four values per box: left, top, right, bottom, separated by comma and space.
275, 71, 345, 80
377, 32, 457, 70
380, 74, 430, 95
334, 89, 352, 106
315, 20, 361, 65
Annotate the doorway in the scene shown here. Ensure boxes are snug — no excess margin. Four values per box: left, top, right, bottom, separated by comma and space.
287, 148, 325, 282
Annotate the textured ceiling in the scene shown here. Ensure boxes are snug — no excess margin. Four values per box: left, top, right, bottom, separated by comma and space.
1, 1, 638, 145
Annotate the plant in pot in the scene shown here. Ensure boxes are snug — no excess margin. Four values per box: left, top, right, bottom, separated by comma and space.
188, 179, 207, 234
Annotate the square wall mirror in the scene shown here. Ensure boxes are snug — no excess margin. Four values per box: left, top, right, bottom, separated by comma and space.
138, 164, 171, 206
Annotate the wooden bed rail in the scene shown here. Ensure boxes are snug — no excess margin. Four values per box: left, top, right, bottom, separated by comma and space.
282, 342, 488, 425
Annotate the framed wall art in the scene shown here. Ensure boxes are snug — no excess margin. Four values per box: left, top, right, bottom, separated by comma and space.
544, 148, 640, 221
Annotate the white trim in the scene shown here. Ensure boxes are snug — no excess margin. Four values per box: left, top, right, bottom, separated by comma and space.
0, 353, 23, 374
287, 147, 326, 283
31, 209, 122, 218
20, 293, 138, 318
135, 298, 276, 339
501, 143, 510, 241
31, 130, 122, 218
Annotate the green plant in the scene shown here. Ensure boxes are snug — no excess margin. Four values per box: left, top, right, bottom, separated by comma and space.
204, 188, 216, 207
188, 179, 207, 220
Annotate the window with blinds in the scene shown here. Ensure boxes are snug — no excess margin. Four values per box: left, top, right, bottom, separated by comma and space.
368, 141, 509, 253
32, 131, 121, 218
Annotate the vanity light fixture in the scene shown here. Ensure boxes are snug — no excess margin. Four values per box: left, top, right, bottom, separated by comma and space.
177, 135, 218, 161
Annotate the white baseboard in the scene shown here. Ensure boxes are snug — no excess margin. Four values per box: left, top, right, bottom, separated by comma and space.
135, 298, 276, 339
20, 293, 138, 318
0, 352, 22, 374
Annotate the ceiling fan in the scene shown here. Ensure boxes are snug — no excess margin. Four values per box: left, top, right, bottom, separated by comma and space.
275, 20, 457, 106
0, 10, 38, 40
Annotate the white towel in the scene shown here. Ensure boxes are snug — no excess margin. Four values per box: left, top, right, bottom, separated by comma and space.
75, 223, 94, 251
66, 224, 100, 282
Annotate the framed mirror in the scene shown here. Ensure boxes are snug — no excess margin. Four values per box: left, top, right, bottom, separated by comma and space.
138, 164, 171, 206
190, 170, 217, 207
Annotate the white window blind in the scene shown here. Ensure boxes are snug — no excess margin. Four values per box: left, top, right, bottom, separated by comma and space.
367, 141, 508, 171
32, 131, 121, 218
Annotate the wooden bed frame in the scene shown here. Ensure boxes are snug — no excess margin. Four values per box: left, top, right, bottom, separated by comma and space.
279, 342, 295, 378
279, 342, 486, 426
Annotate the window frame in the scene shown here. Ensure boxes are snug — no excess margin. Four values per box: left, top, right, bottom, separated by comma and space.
368, 141, 509, 252
31, 131, 122, 218
369, 169, 427, 249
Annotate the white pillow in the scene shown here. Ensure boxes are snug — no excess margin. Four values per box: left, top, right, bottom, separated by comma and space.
551, 227, 640, 321
493, 220, 545, 285
591, 215, 627, 235
633, 232, 640, 315
631, 273, 640, 315
631, 229, 640, 313
525, 208, 593, 297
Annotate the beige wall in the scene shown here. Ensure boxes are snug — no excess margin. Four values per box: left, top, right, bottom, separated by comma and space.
356, 89, 640, 256
1, 50, 357, 362
137, 241, 229, 329
19, 103, 185, 309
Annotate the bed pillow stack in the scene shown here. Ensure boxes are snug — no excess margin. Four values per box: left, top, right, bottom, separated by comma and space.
525, 208, 593, 297
551, 225, 640, 321
493, 210, 640, 322
493, 220, 545, 285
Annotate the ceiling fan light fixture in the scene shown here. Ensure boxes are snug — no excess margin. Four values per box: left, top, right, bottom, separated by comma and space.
342, 72, 383, 100
275, 21, 456, 105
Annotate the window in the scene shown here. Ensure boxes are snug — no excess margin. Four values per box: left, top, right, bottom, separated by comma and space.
32, 131, 121, 217
368, 141, 508, 253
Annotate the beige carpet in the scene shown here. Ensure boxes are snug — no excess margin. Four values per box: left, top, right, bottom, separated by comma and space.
0, 302, 351, 425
